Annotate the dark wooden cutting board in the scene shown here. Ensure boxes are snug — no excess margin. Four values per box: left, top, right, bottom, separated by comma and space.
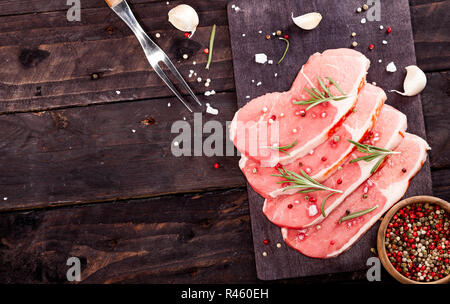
227, 0, 432, 280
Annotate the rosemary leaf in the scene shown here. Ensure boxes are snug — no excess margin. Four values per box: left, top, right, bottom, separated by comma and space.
270, 167, 342, 194
265, 139, 297, 155
321, 191, 338, 217
205, 24, 216, 70
277, 38, 290, 65
339, 205, 379, 224
293, 76, 349, 110
347, 140, 400, 174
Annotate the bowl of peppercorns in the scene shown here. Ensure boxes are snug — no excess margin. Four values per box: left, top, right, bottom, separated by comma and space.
377, 196, 450, 284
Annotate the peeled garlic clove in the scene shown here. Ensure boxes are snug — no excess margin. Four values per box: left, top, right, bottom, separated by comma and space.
168, 4, 199, 37
390, 65, 427, 96
292, 12, 322, 30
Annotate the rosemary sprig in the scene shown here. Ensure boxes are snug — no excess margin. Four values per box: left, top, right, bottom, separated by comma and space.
338, 205, 379, 224
265, 139, 297, 155
205, 24, 216, 70
277, 37, 290, 64
293, 76, 349, 110
348, 140, 401, 174
271, 167, 342, 194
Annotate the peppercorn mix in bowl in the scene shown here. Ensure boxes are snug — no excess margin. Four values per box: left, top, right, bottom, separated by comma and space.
377, 196, 450, 284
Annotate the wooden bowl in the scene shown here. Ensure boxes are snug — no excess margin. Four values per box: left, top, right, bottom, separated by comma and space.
377, 195, 450, 284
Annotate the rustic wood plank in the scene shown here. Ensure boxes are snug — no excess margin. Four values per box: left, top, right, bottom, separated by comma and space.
0, 0, 232, 113
431, 168, 450, 201
228, 0, 433, 280
410, 0, 450, 72
421, 71, 450, 169
0, 0, 447, 114
0, 188, 258, 283
0, 92, 245, 212
0, 0, 225, 16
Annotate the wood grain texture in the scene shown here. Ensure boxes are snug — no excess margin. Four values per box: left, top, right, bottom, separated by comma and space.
0, 0, 447, 113
0, 188, 257, 283
0, 92, 245, 211
410, 0, 450, 72
421, 72, 450, 169
228, 0, 432, 280
0, 0, 232, 113
0, 0, 448, 284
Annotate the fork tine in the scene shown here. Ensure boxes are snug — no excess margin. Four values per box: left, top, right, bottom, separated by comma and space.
162, 58, 202, 106
152, 64, 193, 113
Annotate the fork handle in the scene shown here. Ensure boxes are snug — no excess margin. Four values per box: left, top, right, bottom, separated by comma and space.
105, 0, 123, 7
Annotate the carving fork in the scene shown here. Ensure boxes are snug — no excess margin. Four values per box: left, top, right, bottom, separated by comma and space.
105, 0, 202, 112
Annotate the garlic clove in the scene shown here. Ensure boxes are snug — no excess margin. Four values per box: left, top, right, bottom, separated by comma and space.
390, 65, 427, 97
292, 12, 322, 30
168, 4, 199, 37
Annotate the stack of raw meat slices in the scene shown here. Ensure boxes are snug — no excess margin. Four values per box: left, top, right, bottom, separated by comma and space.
230, 49, 430, 258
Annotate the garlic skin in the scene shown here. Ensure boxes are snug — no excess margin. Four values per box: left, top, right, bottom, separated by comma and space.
292, 12, 322, 30
168, 4, 199, 37
390, 65, 427, 97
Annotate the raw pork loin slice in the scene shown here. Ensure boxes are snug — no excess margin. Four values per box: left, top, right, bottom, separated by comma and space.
239, 84, 386, 199
230, 49, 370, 167
282, 133, 430, 258
263, 105, 407, 228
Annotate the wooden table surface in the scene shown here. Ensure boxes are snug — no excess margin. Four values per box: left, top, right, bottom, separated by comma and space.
0, 0, 448, 283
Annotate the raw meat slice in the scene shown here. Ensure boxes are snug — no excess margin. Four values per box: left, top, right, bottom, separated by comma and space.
282, 133, 430, 258
230, 49, 370, 167
240, 84, 386, 199
263, 105, 407, 228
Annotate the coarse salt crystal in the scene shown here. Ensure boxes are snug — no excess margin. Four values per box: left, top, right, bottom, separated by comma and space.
379, 25, 384, 30
205, 103, 219, 115
242, 33, 246, 37
361, 18, 366, 24
262, 107, 268, 112
292, 128, 297, 133
131, 129, 136, 133
173, 141, 179, 146
246, 95, 250, 99
382, 40, 388, 45
255, 53, 268, 64
268, 60, 273, 65
116, 90, 121, 94
308, 205, 318, 217
167, 102, 171, 107
274, 73, 278, 77
155, 33, 161, 38
386, 61, 397, 72
256, 81, 262, 86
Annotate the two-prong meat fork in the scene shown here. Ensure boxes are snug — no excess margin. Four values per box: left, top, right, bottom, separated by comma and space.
105, 0, 201, 112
